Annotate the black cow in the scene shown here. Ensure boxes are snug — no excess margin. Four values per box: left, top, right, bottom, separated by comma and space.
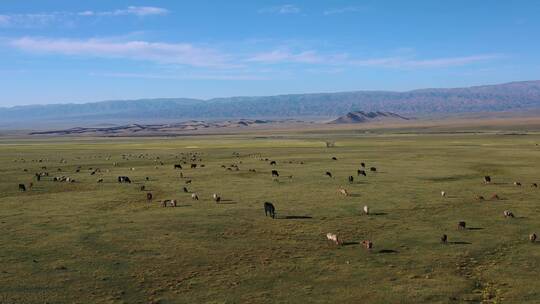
183, 187, 189, 193
457, 221, 466, 230
272, 170, 279, 177
348, 176, 354, 183
332, 157, 337, 160
146, 193, 153, 201
174, 164, 182, 169
191, 164, 197, 169
357, 170, 366, 176
484, 176, 491, 184
370, 167, 377, 172
118, 176, 132, 183
325, 171, 332, 178
18, 184, 26, 192
441, 234, 448, 244
264, 202, 276, 219
270, 161, 277, 166
361, 162, 366, 168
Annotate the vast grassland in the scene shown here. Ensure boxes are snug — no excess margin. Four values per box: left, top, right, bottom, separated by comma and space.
1, 132, 540, 303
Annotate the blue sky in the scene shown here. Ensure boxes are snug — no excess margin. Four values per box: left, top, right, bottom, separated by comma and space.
0, 0, 539, 106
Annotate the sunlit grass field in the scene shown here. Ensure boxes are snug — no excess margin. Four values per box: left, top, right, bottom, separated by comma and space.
1, 132, 540, 303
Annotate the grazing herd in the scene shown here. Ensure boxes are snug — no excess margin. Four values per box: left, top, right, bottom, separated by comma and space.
13, 148, 539, 255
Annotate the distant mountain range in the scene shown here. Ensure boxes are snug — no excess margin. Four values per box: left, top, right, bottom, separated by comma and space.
1, 80, 540, 128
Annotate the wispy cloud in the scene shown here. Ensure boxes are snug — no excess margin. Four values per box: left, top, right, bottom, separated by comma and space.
350, 54, 502, 68
0, 13, 58, 28
0, 6, 168, 28
79, 6, 169, 17
91, 72, 268, 81
248, 48, 501, 69
258, 4, 300, 14
247, 50, 321, 63
6, 35, 502, 72
247, 49, 347, 64
0, 14, 11, 26
323, 6, 366, 15
9, 37, 232, 68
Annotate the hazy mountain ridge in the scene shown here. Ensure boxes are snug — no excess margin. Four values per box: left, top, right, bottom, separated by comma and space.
2, 81, 540, 125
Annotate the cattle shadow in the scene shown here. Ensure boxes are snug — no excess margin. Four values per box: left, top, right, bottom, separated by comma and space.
348, 193, 361, 197
467, 227, 484, 231
342, 241, 359, 246
217, 201, 237, 205
449, 241, 472, 245
378, 249, 398, 254
351, 181, 369, 185
278, 215, 313, 220
370, 212, 387, 216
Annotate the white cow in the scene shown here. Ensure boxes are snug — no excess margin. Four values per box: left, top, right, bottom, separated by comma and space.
338, 187, 349, 196
326, 233, 342, 245
363, 205, 369, 215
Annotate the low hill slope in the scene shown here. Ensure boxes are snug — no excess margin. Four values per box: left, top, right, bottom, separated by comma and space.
330, 111, 410, 124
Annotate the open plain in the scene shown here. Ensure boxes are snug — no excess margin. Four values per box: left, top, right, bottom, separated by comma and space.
1, 129, 540, 304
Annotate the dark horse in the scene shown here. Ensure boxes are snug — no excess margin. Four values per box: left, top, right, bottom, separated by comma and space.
264, 202, 276, 219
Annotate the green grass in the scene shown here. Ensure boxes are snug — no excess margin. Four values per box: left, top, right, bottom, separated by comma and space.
1, 133, 540, 303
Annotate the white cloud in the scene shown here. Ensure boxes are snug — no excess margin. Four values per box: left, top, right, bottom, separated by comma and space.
323, 6, 365, 15
402, 55, 502, 68
77, 11, 95, 16
6, 35, 501, 72
259, 5, 300, 14
0, 13, 58, 28
94, 6, 169, 17
247, 50, 332, 64
91, 72, 268, 81
350, 54, 502, 68
9, 37, 232, 68
0, 14, 11, 26
248, 48, 501, 69
0, 6, 168, 28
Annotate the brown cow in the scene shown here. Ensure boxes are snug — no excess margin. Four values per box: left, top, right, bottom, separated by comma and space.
362, 240, 373, 249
